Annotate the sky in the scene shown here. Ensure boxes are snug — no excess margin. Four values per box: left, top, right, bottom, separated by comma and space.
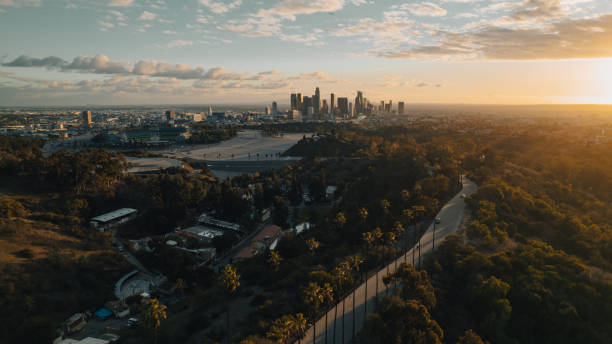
1, 0, 612, 106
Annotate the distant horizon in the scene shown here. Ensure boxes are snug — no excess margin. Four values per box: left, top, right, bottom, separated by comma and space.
2, 1, 612, 106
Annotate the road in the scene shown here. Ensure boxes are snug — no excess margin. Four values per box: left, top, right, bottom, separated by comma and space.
300, 176, 477, 344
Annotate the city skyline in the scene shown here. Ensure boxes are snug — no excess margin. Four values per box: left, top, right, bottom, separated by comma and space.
1, 0, 612, 105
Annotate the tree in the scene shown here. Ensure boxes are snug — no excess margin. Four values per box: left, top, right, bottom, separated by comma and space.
358, 207, 369, 223
362, 296, 443, 344
333, 211, 347, 230
220, 265, 240, 344
143, 298, 167, 344
175, 278, 185, 294
267, 313, 310, 344
457, 330, 489, 344
305, 238, 320, 256
302, 282, 334, 317
383, 263, 436, 309
268, 251, 283, 272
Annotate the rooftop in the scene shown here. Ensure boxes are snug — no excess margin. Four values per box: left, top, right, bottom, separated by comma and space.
91, 208, 137, 223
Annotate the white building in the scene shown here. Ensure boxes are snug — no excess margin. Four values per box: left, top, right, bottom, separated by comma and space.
90, 208, 138, 232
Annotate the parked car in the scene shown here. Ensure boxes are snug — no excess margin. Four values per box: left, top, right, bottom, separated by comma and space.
127, 318, 139, 328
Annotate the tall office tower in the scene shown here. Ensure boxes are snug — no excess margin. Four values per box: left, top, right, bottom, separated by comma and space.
81, 110, 92, 127
208, 106, 213, 117
355, 90, 364, 114
290, 93, 297, 111
398, 102, 405, 115
272, 101, 278, 114
265, 106, 271, 115
313, 87, 321, 115
349, 102, 353, 117
337, 97, 348, 115
380, 101, 384, 112
302, 96, 312, 112
297, 93, 303, 111
165, 110, 176, 121
389, 100, 392, 112
330, 93, 335, 114
384, 102, 391, 113
321, 99, 328, 114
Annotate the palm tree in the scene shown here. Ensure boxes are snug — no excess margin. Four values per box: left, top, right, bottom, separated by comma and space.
333, 211, 347, 230
268, 251, 283, 272
175, 278, 185, 295
219, 265, 240, 344
305, 238, 320, 256
358, 207, 368, 223
143, 298, 167, 344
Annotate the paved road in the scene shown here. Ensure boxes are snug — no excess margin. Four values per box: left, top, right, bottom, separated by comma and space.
300, 177, 477, 344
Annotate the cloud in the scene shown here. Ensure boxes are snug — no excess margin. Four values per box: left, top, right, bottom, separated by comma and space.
198, 0, 242, 14
379, 75, 441, 88
255, 0, 345, 21
2, 54, 290, 82
108, 0, 133, 7
0, 0, 42, 7
373, 13, 612, 60
166, 40, 193, 48
399, 2, 447, 17
511, 0, 562, 21
2, 55, 65, 68
139, 11, 158, 20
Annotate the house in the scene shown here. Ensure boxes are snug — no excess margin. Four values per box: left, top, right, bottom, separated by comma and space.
235, 225, 282, 260
61, 313, 87, 335
326, 186, 338, 201
177, 225, 224, 244
198, 214, 241, 232
90, 208, 138, 232
287, 222, 311, 235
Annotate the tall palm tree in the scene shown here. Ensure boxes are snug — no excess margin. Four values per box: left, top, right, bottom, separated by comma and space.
268, 251, 282, 272
305, 238, 320, 256
219, 265, 240, 344
143, 298, 167, 344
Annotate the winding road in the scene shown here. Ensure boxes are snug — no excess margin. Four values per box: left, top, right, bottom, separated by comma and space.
300, 176, 477, 344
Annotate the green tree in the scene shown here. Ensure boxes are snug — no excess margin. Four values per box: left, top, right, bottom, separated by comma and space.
143, 298, 167, 344
268, 251, 283, 272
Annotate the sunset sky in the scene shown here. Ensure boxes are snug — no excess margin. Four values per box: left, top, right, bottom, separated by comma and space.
1, 0, 612, 106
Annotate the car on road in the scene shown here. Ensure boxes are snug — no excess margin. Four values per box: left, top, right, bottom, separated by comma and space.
435, 218, 441, 224
127, 318, 139, 328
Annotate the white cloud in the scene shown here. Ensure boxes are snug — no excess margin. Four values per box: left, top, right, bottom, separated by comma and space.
108, 0, 133, 7
399, 2, 447, 17
198, 0, 242, 14
166, 40, 193, 48
139, 11, 158, 20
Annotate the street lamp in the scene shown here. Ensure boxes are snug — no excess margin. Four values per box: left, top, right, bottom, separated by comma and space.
433, 217, 441, 250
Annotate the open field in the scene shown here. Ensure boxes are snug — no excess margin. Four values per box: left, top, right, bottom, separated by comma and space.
162, 129, 306, 161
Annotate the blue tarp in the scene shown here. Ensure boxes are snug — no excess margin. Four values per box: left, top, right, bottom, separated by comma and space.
94, 307, 113, 320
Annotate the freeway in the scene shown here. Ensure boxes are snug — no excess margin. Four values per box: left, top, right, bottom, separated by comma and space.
300, 176, 477, 344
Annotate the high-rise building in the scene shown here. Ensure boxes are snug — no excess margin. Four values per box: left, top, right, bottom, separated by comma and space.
398, 102, 405, 115
297, 93, 303, 111
272, 101, 278, 114
208, 106, 213, 118
302, 96, 312, 116
166, 110, 175, 121
313, 87, 321, 115
384, 102, 391, 113
321, 99, 328, 114
349, 102, 353, 117
337, 97, 348, 115
330, 93, 335, 114
290, 94, 297, 111
81, 110, 92, 127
